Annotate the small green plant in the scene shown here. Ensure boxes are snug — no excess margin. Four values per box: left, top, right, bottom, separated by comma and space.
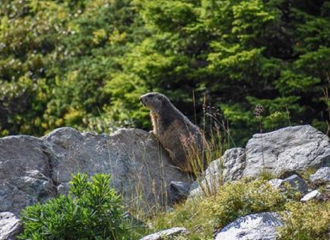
18, 173, 132, 240
278, 201, 330, 240
258, 169, 276, 181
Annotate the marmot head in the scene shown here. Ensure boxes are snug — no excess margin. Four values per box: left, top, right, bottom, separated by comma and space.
140, 92, 168, 112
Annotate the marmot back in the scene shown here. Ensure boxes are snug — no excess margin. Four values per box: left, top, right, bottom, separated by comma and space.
140, 92, 207, 174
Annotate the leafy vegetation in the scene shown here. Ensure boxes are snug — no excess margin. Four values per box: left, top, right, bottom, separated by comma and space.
18, 173, 139, 240
278, 201, 330, 240
148, 179, 286, 239
16, 171, 330, 239
145, 178, 330, 239
1, 0, 330, 146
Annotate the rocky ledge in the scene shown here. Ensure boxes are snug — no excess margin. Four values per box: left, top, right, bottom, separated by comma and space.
1, 125, 330, 239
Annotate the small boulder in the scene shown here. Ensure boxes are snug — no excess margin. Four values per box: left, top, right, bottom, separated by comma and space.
283, 174, 308, 194
269, 175, 308, 196
169, 181, 191, 206
310, 167, 330, 183
301, 190, 321, 202
140, 227, 189, 240
214, 212, 283, 240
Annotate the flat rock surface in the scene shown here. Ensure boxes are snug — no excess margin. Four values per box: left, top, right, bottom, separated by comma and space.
0, 135, 55, 213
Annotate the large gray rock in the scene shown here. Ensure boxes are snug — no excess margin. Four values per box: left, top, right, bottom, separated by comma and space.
0, 212, 22, 240
0, 127, 192, 215
191, 125, 330, 199
42, 127, 191, 210
243, 125, 330, 177
0, 136, 56, 214
140, 227, 189, 240
214, 212, 283, 240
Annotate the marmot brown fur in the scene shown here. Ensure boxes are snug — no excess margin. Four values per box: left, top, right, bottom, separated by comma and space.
140, 92, 207, 174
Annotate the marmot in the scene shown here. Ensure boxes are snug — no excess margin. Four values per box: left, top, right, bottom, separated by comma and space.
140, 92, 207, 174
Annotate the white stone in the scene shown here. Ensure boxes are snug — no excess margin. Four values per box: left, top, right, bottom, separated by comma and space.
0, 212, 22, 239
215, 212, 283, 240
301, 190, 321, 202
140, 227, 189, 240
310, 167, 330, 183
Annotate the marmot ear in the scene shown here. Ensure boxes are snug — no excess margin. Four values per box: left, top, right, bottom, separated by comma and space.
157, 95, 163, 101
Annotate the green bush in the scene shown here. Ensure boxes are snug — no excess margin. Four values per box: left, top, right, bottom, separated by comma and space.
149, 179, 286, 239
202, 179, 286, 229
278, 201, 330, 240
18, 173, 131, 240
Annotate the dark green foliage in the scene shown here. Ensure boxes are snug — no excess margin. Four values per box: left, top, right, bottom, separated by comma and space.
1, 0, 330, 146
115, 0, 330, 145
0, 0, 146, 135
18, 173, 130, 240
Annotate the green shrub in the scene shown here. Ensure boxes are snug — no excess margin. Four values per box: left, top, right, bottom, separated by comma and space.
18, 173, 131, 240
202, 179, 286, 229
278, 201, 330, 240
149, 179, 286, 239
